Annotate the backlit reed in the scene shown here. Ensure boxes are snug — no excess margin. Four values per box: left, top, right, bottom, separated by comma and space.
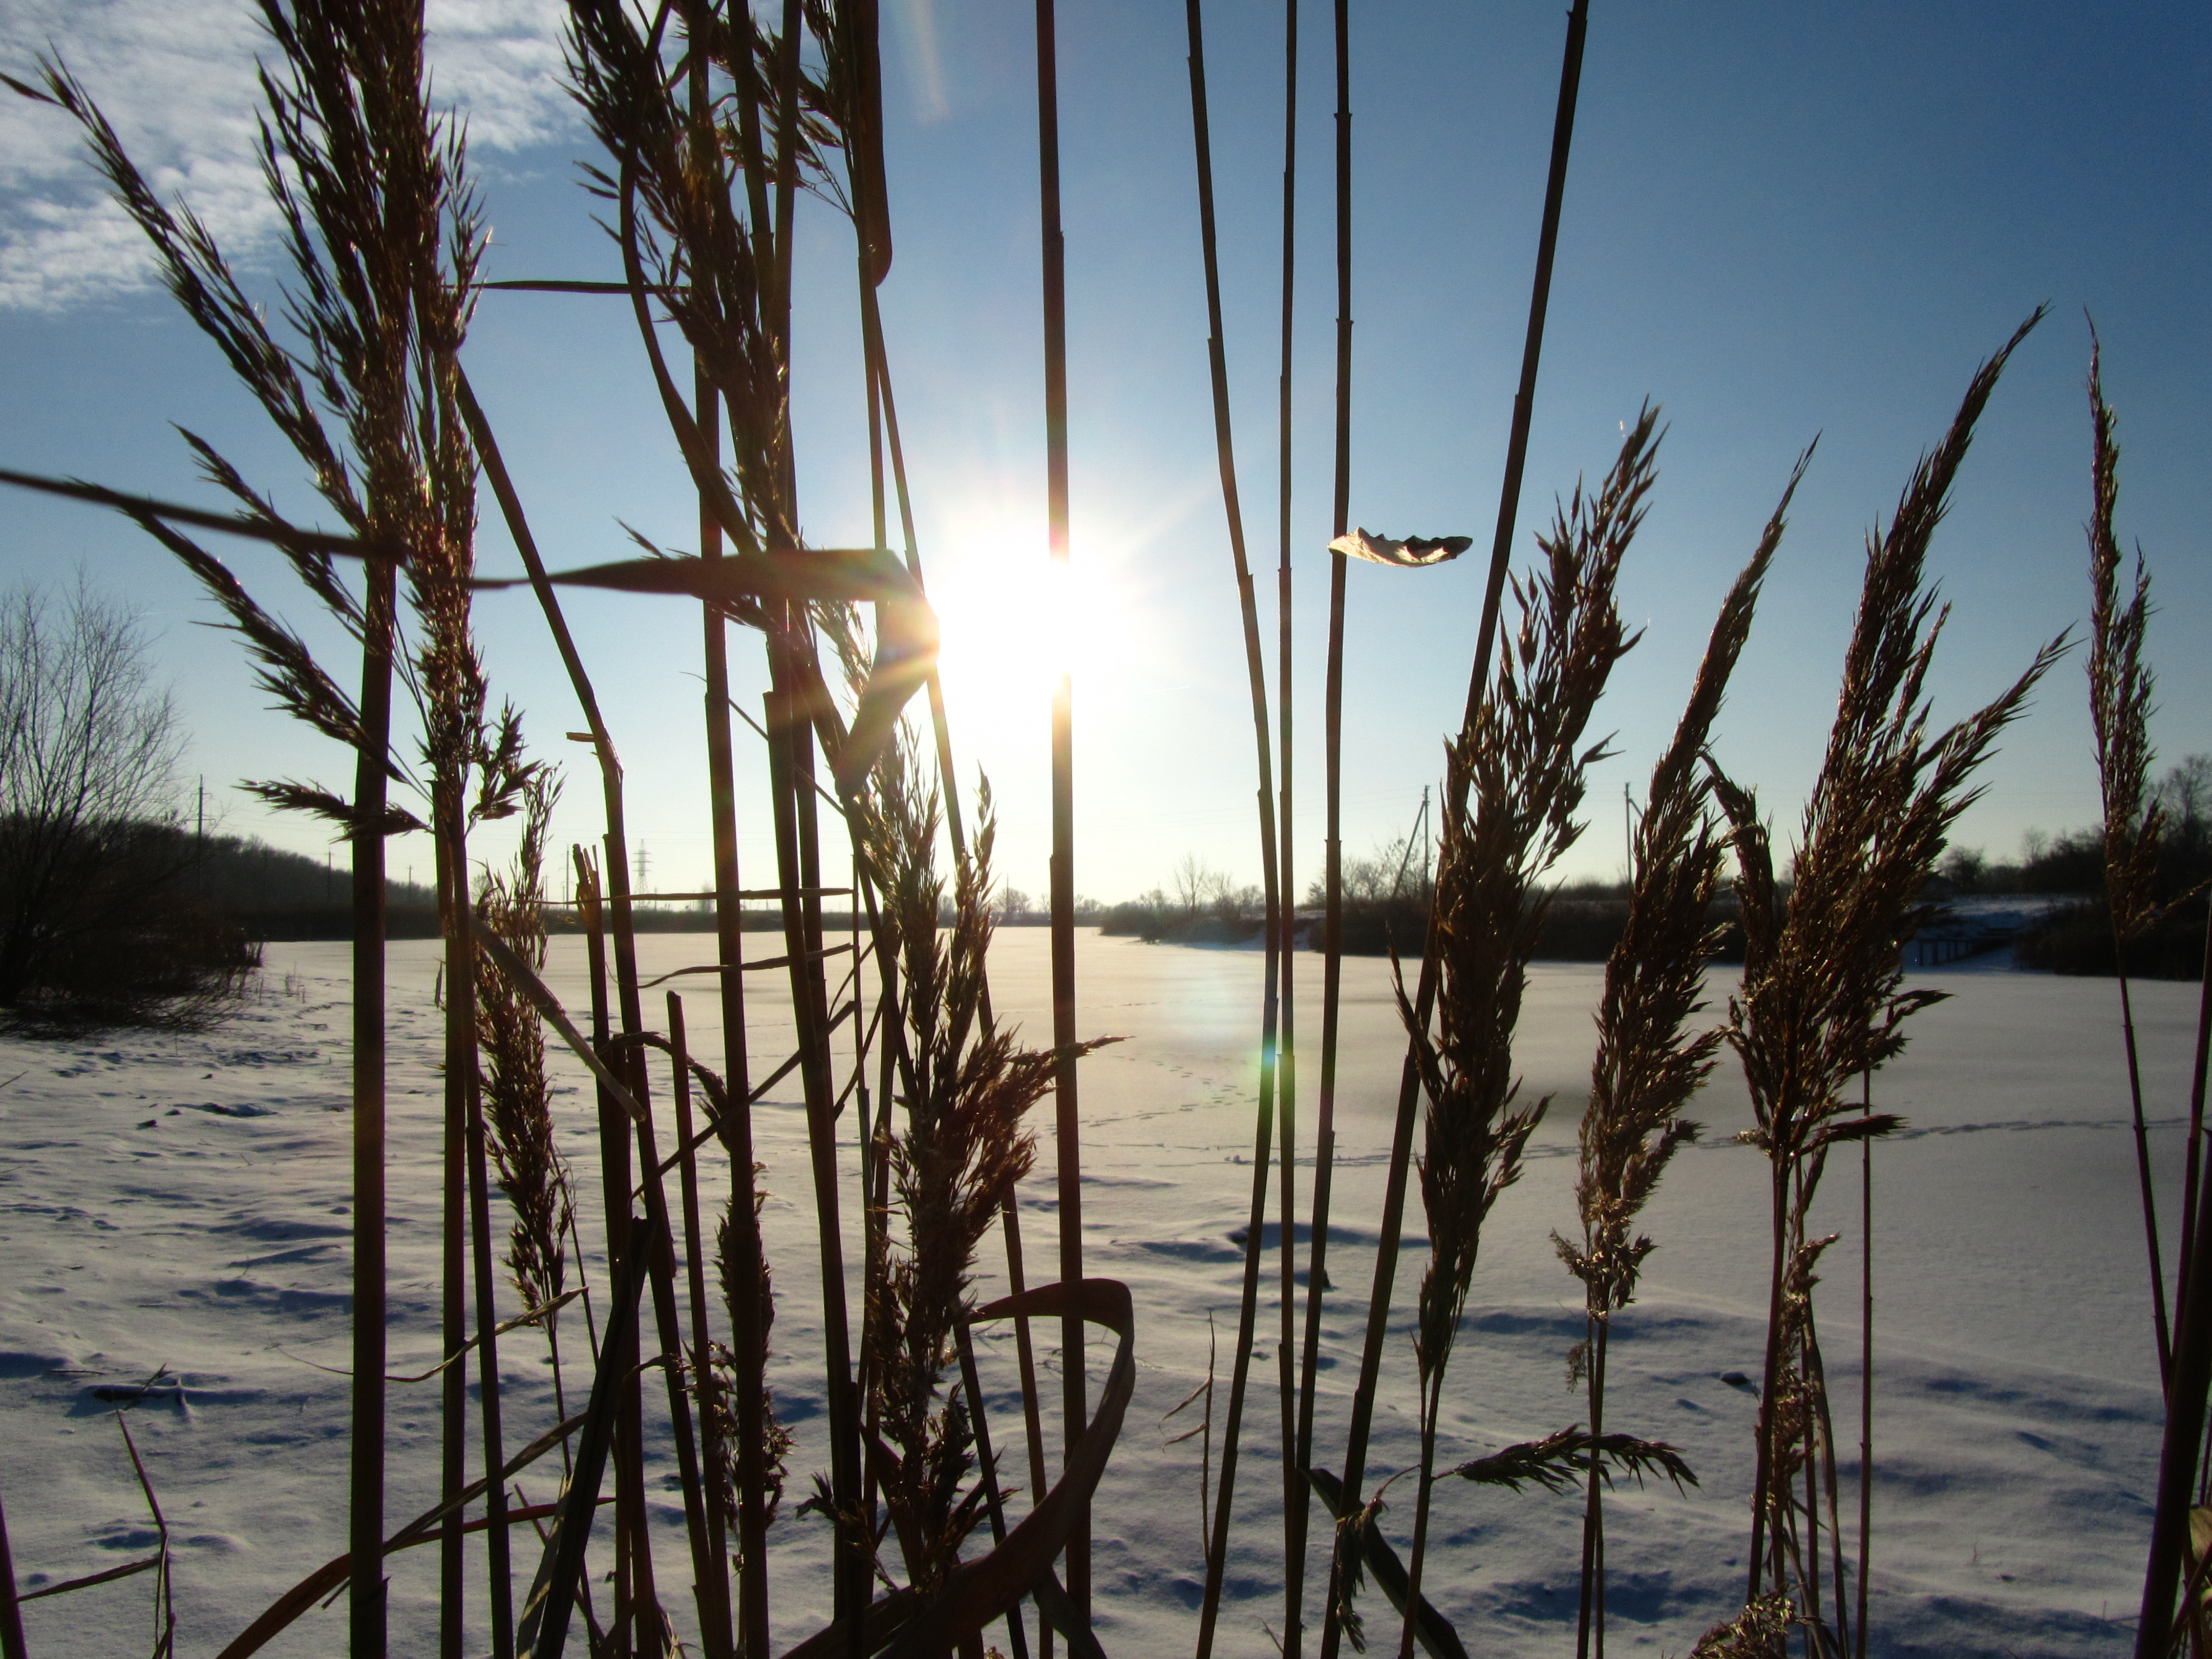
1559, 449, 1801, 1657
1710, 310, 2062, 1653
1385, 410, 1654, 1654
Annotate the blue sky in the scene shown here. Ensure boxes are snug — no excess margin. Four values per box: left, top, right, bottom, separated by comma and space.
2, 1, 2207, 904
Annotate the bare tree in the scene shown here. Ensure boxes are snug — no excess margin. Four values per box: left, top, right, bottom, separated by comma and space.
0, 581, 242, 1020
1174, 854, 1224, 918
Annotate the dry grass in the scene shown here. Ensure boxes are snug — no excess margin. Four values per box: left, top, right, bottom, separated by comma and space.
1382, 408, 1655, 1652
476, 775, 577, 1403
851, 732, 1102, 1597
1557, 444, 1803, 1653
1710, 309, 2064, 1650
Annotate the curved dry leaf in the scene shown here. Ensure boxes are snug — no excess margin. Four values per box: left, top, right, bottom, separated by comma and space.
1327, 528, 1473, 568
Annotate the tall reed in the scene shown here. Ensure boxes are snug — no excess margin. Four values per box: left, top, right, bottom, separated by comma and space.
25, 8, 498, 1644
1031, 0, 1092, 1621
1711, 311, 2060, 1651
852, 736, 1095, 1601
1182, 5, 1291, 1651
1387, 412, 1653, 1656
1317, 8, 1594, 1654
2115, 326, 2212, 1657
2085, 326, 2173, 1387
477, 774, 576, 1424
1273, 0, 1305, 1647
1297, 6, 1354, 1647
1560, 456, 1798, 1658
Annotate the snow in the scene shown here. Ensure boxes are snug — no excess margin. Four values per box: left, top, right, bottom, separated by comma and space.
0, 931, 2187, 1655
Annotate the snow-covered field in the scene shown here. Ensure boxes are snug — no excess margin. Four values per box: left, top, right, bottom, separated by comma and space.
0, 931, 2188, 1655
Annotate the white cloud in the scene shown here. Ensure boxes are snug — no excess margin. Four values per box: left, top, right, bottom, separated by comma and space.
0, 0, 578, 311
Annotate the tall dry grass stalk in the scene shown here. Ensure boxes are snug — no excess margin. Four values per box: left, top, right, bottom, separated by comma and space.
1560, 453, 1801, 1659
1317, 8, 1592, 1651
1273, 0, 1305, 1638
2085, 327, 2175, 1388
19, 6, 499, 1645
1299, 5, 1354, 1649
1711, 310, 2061, 1653
1182, 4, 1291, 1650
1030, 0, 1093, 1623
1384, 411, 1652, 1657
2114, 325, 2212, 1659
478, 775, 576, 1420
852, 739, 1094, 1603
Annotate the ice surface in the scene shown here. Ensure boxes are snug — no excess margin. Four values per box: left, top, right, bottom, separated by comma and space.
0, 931, 2184, 1654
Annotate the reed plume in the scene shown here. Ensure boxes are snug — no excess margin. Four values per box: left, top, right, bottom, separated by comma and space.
851, 733, 1103, 1596
477, 773, 575, 1389
24, 8, 493, 1645
1558, 448, 1803, 1657
1712, 310, 2064, 1652
2086, 323, 2176, 1387
712, 1153, 794, 1556
1385, 409, 1656, 1655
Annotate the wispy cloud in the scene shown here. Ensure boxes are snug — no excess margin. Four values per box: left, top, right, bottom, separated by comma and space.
0, 0, 577, 312
892, 0, 948, 125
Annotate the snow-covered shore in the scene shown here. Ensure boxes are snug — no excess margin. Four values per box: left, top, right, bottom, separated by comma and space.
0, 932, 2184, 1654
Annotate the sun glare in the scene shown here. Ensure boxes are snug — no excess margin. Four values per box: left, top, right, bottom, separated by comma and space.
924, 514, 1135, 738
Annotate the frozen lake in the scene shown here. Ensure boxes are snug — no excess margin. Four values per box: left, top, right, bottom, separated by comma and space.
0, 929, 2189, 1654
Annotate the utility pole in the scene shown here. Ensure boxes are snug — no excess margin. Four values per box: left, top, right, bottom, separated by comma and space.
196, 776, 205, 898
1420, 784, 1431, 895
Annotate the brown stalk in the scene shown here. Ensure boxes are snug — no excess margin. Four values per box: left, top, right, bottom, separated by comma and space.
1390, 413, 1653, 1659
1295, 7, 1353, 1649
572, 853, 648, 1649
765, 677, 870, 1635
1030, 0, 1091, 1624
437, 827, 471, 1657
849, 736, 1101, 1607
478, 775, 578, 1436
114, 1411, 175, 1658
1274, 0, 1304, 1635
1316, 5, 1592, 1650
2086, 326, 2175, 1388
1561, 453, 1799, 1658
675, 23, 770, 1649
1183, 6, 1290, 1653
1715, 310, 2060, 1646
28, 10, 503, 1648
670, 991, 736, 1655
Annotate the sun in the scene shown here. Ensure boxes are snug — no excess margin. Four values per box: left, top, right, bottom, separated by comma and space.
921, 508, 1138, 742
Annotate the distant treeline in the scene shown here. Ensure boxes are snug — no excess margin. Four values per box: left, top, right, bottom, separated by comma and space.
1097, 883, 1749, 963
1096, 765, 2212, 977
192, 764, 2212, 976
190, 835, 850, 939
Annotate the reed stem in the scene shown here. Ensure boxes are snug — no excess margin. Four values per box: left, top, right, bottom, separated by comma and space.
440, 830, 467, 1659
1274, 0, 1304, 1647
574, 854, 638, 1648
1184, 5, 1289, 1651
2117, 964, 2175, 1388
1294, 1, 1351, 1629
445, 809, 514, 1658
2178, 916, 2212, 1359
1317, 8, 1591, 1652
1856, 1072, 1873, 1659
351, 561, 395, 1657
766, 685, 866, 1632
1033, 0, 1089, 1620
